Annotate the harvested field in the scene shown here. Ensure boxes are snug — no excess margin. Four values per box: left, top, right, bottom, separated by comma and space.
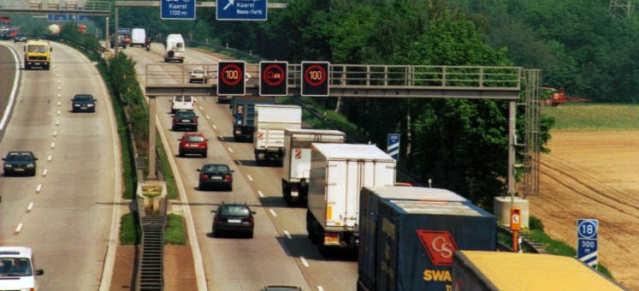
529, 129, 639, 290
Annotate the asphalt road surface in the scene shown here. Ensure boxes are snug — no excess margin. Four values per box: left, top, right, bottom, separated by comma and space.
0, 41, 121, 290
121, 44, 358, 290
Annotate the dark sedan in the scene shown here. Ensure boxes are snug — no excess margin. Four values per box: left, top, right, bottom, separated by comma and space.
172, 110, 198, 131
198, 164, 233, 191
71, 94, 97, 112
3, 151, 37, 176
14, 35, 27, 43
212, 203, 255, 238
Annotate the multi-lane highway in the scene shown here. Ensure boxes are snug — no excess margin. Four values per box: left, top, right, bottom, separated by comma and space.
121, 44, 358, 290
0, 41, 121, 290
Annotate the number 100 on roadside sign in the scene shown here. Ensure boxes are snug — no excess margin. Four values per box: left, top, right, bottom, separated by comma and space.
218, 61, 246, 96
302, 61, 330, 97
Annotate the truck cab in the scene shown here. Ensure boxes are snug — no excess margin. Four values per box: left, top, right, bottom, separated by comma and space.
24, 40, 52, 70
0, 247, 44, 291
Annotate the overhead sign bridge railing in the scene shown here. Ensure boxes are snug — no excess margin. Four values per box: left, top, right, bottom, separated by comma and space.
0, 1, 111, 14
145, 63, 523, 100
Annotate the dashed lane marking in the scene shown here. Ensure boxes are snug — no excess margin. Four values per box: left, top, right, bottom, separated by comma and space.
258, 191, 264, 197
48, 155, 52, 162
15, 223, 23, 234
42, 169, 48, 177
27, 202, 34, 213
247, 175, 253, 182
283, 230, 292, 239
300, 257, 309, 268
269, 209, 277, 217
228, 147, 234, 153
36, 184, 42, 193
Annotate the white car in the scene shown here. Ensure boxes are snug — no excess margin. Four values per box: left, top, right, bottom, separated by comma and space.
0, 247, 44, 291
171, 95, 195, 113
189, 67, 209, 84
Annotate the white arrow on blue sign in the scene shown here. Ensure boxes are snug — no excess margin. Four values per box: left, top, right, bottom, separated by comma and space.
161, 0, 196, 20
217, 0, 267, 21
577, 219, 598, 269
387, 133, 400, 161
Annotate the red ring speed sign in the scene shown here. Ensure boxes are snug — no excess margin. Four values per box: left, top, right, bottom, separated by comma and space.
221, 64, 243, 86
262, 64, 286, 86
304, 65, 327, 87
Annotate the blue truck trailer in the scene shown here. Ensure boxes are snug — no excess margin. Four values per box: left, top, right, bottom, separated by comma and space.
357, 186, 496, 291
231, 96, 274, 142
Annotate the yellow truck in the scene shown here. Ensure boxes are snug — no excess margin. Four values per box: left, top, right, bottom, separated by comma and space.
23, 40, 52, 70
452, 251, 628, 291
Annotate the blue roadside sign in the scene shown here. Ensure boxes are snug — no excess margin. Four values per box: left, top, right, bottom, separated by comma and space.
48, 14, 68, 21
217, 0, 267, 21
387, 133, 400, 161
161, 0, 196, 20
577, 219, 598, 269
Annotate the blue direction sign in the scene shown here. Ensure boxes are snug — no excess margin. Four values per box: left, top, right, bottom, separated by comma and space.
217, 0, 267, 21
387, 133, 400, 161
577, 219, 598, 269
161, 0, 196, 20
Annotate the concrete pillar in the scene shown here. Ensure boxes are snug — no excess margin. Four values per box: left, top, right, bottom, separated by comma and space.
105, 16, 109, 51
114, 7, 119, 55
508, 101, 516, 198
148, 96, 157, 180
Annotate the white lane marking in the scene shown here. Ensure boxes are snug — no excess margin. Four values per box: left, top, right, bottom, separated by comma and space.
57, 86, 61, 90
212, 124, 217, 130
228, 147, 234, 153
36, 184, 42, 193
58, 93, 61, 97
206, 114, 211, 119
300, 256, 309, 268
247, 175, 253, 182
53, 130, 57, 137
57, 101, 61, 106
258, 190, 264, 197
198, 105, 204, 110
57, 110, 61, 116
27, 202, 34, 212
269, 209, 277, 217
57, 79, 61, 83
42, 169, 48, 177
317, 286, 325, 291
283, 230, 292, 239
55, 119, 59, 126
15, 223, 23, 234
0, 45, 21, 131
48, 154, 52, 162
51, 142, 55, 149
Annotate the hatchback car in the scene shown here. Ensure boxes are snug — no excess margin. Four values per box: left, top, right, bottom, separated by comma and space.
71, 94, 97, 112
171, 110, 198, 131
14, 35, 27, 43
212, 203, 255, 238
3, 151, 37, 176
198, 164, 233, 191
189, 67, 209, 84
178, 132, 208, 157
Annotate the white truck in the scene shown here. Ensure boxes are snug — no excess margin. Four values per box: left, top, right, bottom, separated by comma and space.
164, 34, 185, 63
307, 143, 396, 255
282, 129, 345, 205
253, 104, 302, 165
130, 28, 146, 48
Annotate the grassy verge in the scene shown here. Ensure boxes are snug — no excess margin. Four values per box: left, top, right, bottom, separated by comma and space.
120, 212, 141, 245
542, 103, 639, 130
156, 132, 178, 200
164, 214, 187, 245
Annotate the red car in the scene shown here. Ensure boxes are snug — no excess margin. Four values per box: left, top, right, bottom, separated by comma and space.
178, 132, 208, 157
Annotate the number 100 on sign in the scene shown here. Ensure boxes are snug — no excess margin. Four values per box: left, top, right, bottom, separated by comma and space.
302, 61, 330, 97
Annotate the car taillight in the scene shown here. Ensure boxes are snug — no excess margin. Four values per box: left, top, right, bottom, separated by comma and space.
201, 174, 209, 180
200, 143, 207, 148
325, 232, 339, 239
248, 217, 254, 226
173, 117, 179, 122
194, 118, 198, 123
214, 216, 220, 224
224, 174, 232, 181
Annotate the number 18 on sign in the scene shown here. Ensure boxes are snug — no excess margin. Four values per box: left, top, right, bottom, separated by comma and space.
577, 219, 598, 269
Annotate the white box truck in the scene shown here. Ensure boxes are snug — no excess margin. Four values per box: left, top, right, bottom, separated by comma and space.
307, 143, 396, 255
282, 129, 345, 205
130, 28, 146, 47
253, 104, 302, 165
164, 34, 185, 63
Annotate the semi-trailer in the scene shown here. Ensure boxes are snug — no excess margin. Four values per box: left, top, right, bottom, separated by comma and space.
231, 96, 274, 142
282, 129, 345, 205
357, 186, 496, 291
307, 144, 396, 255
253, 104, 302, 165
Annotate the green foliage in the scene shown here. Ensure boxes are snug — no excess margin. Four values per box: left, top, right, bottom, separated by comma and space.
120, 212, 141, 245
165, 214, 187, 245
156, 133, 178, 200
529, 215, 545, 231
542, 104, 639, 130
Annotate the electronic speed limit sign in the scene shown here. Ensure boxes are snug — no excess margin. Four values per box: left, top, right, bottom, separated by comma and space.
218, 61, 246, 96
301, 61, 330, 96
260, 61, 288, 96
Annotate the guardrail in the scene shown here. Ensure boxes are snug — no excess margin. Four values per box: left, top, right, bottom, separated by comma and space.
145, 63, 522, 91
0, 1, 111, 14
496, 225, 549, 253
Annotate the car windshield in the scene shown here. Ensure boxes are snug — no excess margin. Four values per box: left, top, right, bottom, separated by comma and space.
175, 111, 195, 118
27, 45, 48, 53
74, 95, 93, 101
5, 152, 33, 161
0, 258, 32, 276
220, 205, 250, 217
203, 164, 229, 172
185, 135, 205, 142
192, 69, 204, 74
